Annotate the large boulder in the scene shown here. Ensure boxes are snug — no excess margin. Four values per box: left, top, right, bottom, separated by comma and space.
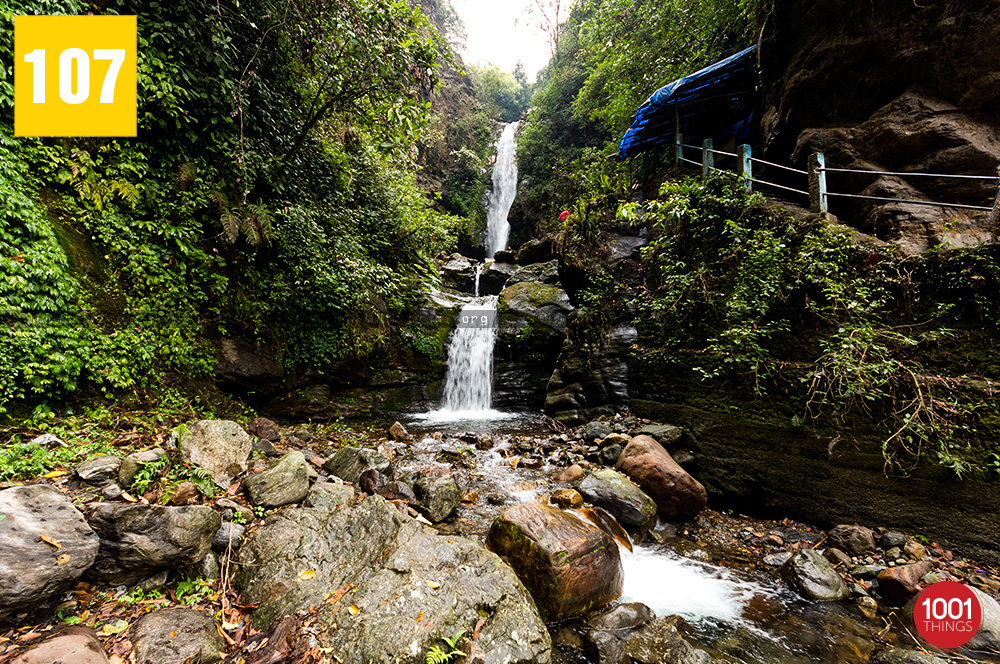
323, 446, 393, 483
131, 607, 225, 664
243, 451, 310, 508
86, 504, 221, 585
75, 455, 121, 486
779, 548, 848, 601
10, 627, 109, 664
967, 586, 1000, 653
234, 495, 551, 664
578, 469, 657, 530
0, 486, 100, 626
485, 503, 623, 621
616, 435, 707, 521
499, 281, 573, 336
175, 420, 252, 489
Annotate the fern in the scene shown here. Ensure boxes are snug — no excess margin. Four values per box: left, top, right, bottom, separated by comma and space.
425, 630, 466, 664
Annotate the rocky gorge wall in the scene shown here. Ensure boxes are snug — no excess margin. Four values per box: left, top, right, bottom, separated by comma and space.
759, 0, 1000, 252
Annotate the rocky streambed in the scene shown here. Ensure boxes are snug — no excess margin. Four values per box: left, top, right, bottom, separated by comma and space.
2, 413, 1000, 664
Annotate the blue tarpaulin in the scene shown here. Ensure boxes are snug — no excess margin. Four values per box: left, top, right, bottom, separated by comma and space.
618, 46, 759, 161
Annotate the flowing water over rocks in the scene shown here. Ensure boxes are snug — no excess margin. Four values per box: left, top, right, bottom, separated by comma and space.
485, 122, 519, 259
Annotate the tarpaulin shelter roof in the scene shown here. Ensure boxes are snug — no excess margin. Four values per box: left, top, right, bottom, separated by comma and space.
618, 46, 759, 161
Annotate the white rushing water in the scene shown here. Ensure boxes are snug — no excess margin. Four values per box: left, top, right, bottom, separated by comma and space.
485, 122, 519, 259
619, 545, 774, 624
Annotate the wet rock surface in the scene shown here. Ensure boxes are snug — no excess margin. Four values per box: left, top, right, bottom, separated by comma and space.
0, 486, 100, 626
578, 468, 657, 529
323, 446, 393, 483
616, 435, 706, 521
779, 548, 848, 601
623, 616, 711, 664
485, 502, 623, 620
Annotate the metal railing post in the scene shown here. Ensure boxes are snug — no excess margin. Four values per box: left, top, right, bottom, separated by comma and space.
702, 139, 713, 178
737, 144, 752, 193
808, 152, 828, 215
990, 165, 1000, 231
675, 133, 684, 167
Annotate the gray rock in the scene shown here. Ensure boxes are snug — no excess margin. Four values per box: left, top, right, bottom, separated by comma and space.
11, 628, 109, 664
885, 547, 903, 560
323, 446, 392, 483
584, 420, 613, 442
119, 448, 167, 488
212, 522, 245, 551
499, 281, 574, 334
578, 468, 657, 528
413, 475, 461, 523
235, 495, 551, 664
86, 504, 221, 585
303, 482, 356, 510
75, 455, 121, 486
827, 524, 877, 556
215, 498, 253, 523
764, 551, 794, 566
132, 607, 225, 664
176, 420, 253, 489
967, 586, 1000, 652
586, 602, 655, 632
101, 483, 122, 500
194, 551, 220, 580
586, 630, 629, 664
623, 616, 712, 664
243, 451, 310, 508
0, 486, 100, 626
852, 564, 886, 579
881, 531, 909, 550
635, 424, 683, 447
779, 548, 848, 601
873, 649, 948, 664
599, 444, 623, 467
138, 570, 170, 592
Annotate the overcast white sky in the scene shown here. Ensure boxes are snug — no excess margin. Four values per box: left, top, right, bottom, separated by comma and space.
450, 0, 573, 82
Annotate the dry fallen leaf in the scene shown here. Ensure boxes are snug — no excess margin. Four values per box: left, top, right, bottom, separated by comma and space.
41, 535, 61, 549
425, 581, 441, 589
102, 620, 128, 636
56, 553, 71, 565
121, 492, 138, 503
416, 610, 422, 622
299, 570, 317, 580
42, 470, 68, 479
348, 605, 360, 616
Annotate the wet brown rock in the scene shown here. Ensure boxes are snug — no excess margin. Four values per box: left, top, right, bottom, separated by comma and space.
877, 561, 933, 604
550, 488, 584, 509
555, 464, 585, 483
249, 417, 281, 442
167, 481, 201, 505
486, 502, 623, 620
616, 435, 706, 520
388, 421, 412, 442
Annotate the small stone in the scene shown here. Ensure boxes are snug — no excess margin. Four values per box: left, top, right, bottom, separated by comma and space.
195, 550, 221, 580
779, 549, 848, 601
358, 468, 384, 494
176, 420, 253, 489
487, 493, 507, 505
824, 547, 851, 567
848, 582, 870, 597
323, 447, 392, 483
413, 475, 461, 523
212, 522, 245, 551
101, 483, 122, 500
249, 417, 281, 442
885, 547, 902, 560
304, 482, 357, 510
244, 451, 311, 508
856, 596, 879, 620
903, 540, 926, 560
922, 571, 947, 584
138, 570, 169, 592
880, 531, 908, 550
167, 481, 201, 505
877, 561, 934, 604
827, 524, 876, 556
554, 464, 585, 483
388, 421, 412, 442
293, 428, 312, 442
586, 602, 655, 631
11, 629, 109, 664
583, 420, 613, 443
550, 488, 584, 509
75, 455, 122, 486
764, 551, 794, 566
221, 509, 233, 521
216, 498, 254, 522
253, 438, 277, 455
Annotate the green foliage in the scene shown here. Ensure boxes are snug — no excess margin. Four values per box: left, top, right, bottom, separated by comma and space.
425, 630, 466, 664
0, 438, 112, 482
627, 174, 999, 476
467, 64, 531, 123
175, 577, 216, 603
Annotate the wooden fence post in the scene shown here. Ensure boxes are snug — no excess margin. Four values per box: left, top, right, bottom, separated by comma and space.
702, 139, 713, 178
737, 144, 752, 193
809, 152, 828, 215
675, 133, 684, 167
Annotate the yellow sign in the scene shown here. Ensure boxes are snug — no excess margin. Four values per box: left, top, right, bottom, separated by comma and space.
14, 15, 137, 137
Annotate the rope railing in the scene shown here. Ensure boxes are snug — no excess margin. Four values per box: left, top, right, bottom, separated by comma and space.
672, 133, 1000, 217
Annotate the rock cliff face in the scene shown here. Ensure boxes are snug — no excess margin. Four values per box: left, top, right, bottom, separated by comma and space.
759, 0, 1000, 252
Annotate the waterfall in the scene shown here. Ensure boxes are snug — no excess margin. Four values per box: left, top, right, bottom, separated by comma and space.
485, 122, 519, 259
438, 295, 499, 414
